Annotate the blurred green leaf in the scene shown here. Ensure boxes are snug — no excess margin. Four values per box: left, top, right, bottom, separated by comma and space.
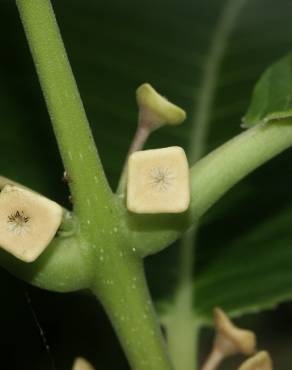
195, 205, 292, 323
243, 52, 292, 127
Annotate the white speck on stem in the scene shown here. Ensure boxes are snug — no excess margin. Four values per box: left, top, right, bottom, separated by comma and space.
114, 227, 118, 233
132, 247, 136, 252
79, 153, 83, 160
86, 219, 90, 224
99, 256, 104, 261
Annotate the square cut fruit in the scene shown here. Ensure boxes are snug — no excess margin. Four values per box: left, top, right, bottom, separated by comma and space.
127, 146, 190, 214
0, 185, 63, 262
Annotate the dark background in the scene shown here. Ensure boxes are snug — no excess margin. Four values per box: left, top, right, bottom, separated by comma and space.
0, 0, 292, 369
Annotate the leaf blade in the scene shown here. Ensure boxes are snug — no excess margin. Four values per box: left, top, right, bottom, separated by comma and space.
243, 52, 292, 127
194, 206, 292, 323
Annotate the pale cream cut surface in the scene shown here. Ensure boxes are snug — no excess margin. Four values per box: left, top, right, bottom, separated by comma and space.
238, 351, 273, 370
0, 185, 63, 262
214, 308, 256, 355
127, 146, 190, 214
72, 357, 95, 370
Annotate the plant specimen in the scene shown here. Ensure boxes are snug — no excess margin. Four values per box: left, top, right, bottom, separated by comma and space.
1, 0, 292, 369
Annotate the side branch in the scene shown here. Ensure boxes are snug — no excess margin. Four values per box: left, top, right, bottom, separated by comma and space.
125, 120, 292, 255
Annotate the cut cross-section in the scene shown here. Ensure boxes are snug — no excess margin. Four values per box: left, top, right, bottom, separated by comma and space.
0, 185, 63, 262
127, 146, 190, 213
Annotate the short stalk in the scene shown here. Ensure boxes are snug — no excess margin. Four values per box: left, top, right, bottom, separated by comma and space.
200, 350, 224, 370
117, 124, 150, 195
128, 124, 151, 155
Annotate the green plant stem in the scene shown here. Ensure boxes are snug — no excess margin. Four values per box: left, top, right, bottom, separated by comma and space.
164, 2, 246, 369
16, 2, 173, 369
126, 119, 292, 256
92, 257, 172, 370
0, 233, 90, 292
2, 120, 292, 293
189, 119, 292, 219
16, 0, 115, 225
164, 271, 199, 370
10, 2, 292, 370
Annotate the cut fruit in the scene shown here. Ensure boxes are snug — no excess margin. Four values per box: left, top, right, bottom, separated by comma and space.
127, 146, 190, 214
0, 185, 63, 262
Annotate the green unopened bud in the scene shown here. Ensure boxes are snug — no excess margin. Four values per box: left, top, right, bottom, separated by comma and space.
238, 351, 273, 370
117, 84, 187, 195
214, 307, 256, 356
72, 357, 95, 370
201, 308, 257, 370
136, 83, 186, 130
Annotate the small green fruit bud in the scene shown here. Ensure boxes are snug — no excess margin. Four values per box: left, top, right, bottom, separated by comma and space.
136, 83, 186, 130
214, 307, 256, 356
238, 351, 273, 370
72, 357, 95, 370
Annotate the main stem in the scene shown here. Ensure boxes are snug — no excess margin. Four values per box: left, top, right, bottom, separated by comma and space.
16, 0, 115, 225
165, 1, 246, 369
92, 257, 172, 370
16, 1, 173, 369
